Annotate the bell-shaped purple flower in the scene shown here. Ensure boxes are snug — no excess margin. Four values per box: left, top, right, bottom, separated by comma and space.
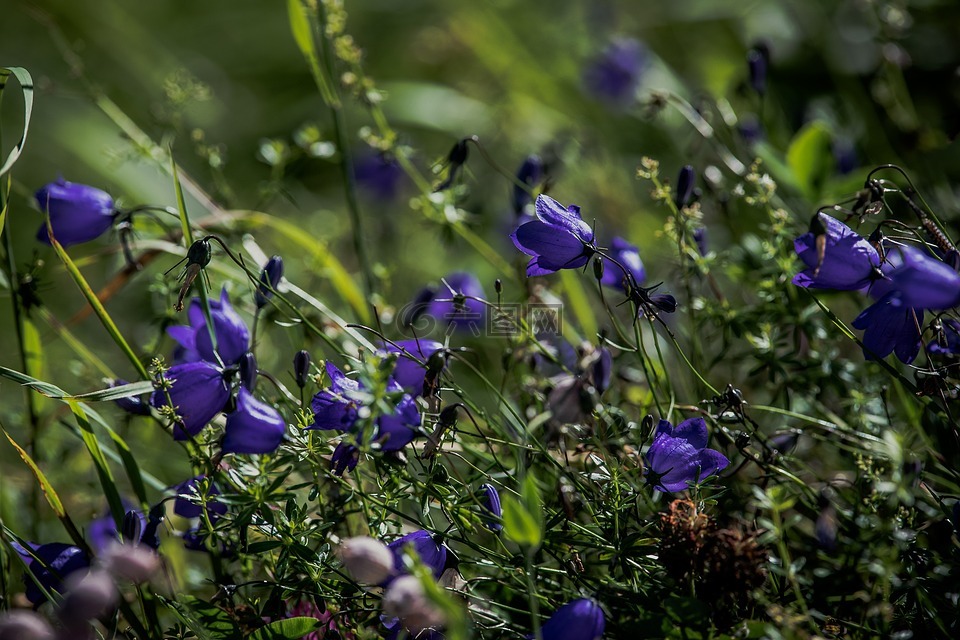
354, 152, 406, 201
173, 475, 227, 520
512, 154, 543, 216
380, 339, 444, 394
383, 530, 449, 585
645, 417, 729, 492
600, 236, 645, 292
512, 195, 597, 276
190, 289, 251, 366
479, 484, 503, 532
583, 38, 646, 106
375, 394, 422, 452
331, 441, 360, 475
223, 389, 286, 454
674, 165, 696, 209
874, 245, 960, 310
538, 598, 605, 640
35, 179, 117, 247
792, 213, 881, 291
310, 362, 362, 431
150, 361, 231, 440
852, 292, 923, 364
13, 541, 90, 607
88, 504, 147, 553
255, 256, 284, 308
426, 272, 487, 333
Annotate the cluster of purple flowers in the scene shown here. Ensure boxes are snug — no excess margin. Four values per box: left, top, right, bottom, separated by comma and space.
793, 212, 960, 363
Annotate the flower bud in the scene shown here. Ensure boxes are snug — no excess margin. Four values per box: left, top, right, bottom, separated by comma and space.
382, 575, 446, 633
255, 255, 284, 308
35, 179, 117, 247
294, 350, 312, 389
674, 165, 696, 209
747, 47, 767, 96
239, 352, 258, 392
0, 611, 55, 640
58, 570, 118, 626
479, 484, 503, 532
99, 542, 162, 584
539, 598, 605, 640
338, 536, 394, 584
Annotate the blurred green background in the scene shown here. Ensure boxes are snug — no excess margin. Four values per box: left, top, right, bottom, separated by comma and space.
1, 0, 959, 536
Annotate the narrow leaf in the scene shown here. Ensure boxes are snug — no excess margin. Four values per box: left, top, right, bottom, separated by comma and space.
0, 67, 35, 177
250, 617, 321, 640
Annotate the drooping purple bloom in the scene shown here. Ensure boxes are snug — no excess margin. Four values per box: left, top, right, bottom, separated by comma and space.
310, 362, 362, 432
512, 195, 596, 276
512, 154, 543, 216
255, 255, 284, 308
852, 292, 923, 363
873, 245, 960, 310
383, 530, 449, 585
222, 389, 286, 454
600, 236, 645, 292
380, 339, 444, 394
34, 179, 117, 247
928, 318, 960, 357
645, 417, 729, 492
583, 38, 646, 106
331, 441, 360, 476
674, 165, 696, 209
13, 542, 90, 607
354, 152, 406, 201
173, 475, 227, 520
538, 598, 605, 640
238, 352, 258, 392
426, 272, 487, 333
168, 289, 250, 366
150, 361, 231, 440
479, 484, 503, 532
792, 213, 882, 291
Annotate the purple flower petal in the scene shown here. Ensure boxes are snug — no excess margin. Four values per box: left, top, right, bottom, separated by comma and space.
192, 289, 251, 365
173, 475, 227, 520
671, 417, 708, 450
792, 214, 880, 291
222, 389, 286, 454
600, 236, 645, 291
35, 179, 116, 247
383, 530, 448, 585
539, 598, 605, 640
150, 362, 230, 440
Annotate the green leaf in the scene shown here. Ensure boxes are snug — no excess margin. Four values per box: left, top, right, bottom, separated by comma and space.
559, 269, 595, 342
0, 366, 153, 401
521, 473, 544, 531
502, 495, 541, 549
786, 120, 833, 199
180, 596, 242, 640
0, 67, 35, 177
249, 617, 320, 640
67, 399, 125, 530
2, 426, 65, 518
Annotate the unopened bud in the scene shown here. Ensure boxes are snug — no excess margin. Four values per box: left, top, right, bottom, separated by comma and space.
382, 575, 446, 633
294, 350, 312, 389
674, 165, 696, 209
59, 570, 118, 626
338, 536, 394, 584
255, 255, 284, 308
0, 611, 55, 640
593, 256, 604, 281
100, 542, 162, 584
239, 352, 258, 391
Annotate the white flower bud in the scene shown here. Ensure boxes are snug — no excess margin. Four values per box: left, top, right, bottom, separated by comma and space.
338, 536, 394, 584
0, 611, 55, 640
382, 575, 446, 633
99, 542, 162, 584
58, 570, 118, 626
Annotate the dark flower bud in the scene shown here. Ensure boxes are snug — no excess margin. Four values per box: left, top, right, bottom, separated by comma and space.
111, 379, 151, 416
185, 238, 212, 268
140, 503, 165, 550
479, 483, 503, 532
255, 255, 284, 308
439, 404, 460, 428
747, 48, 767, 96
239, 352, 258, 391
448, 138, 470, 167
294, 349, 312, 389
495, 278, 502, 295
674, 165, 696, 209
121, 510, 143, 543
693, 227, 708, 257
512, 154, 543, 215
650, 293, 677, 313
593, 255, 604, 281
34, 179, 117, 247
591, 347, 612, 395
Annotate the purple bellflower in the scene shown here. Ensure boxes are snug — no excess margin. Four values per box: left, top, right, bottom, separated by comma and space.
852, 292, 923, 363
13, 541, 91, 607
478, 484, 503, 532
222, 389, 286, 454
255, 256, 284, 308
600, 236, 645, 292
35, 179, 117, 247
167, 289, 251, 366
583, 38, 646, 106
792, 213, 883, 291
873, 245, 960, 310
88, 504, 147, 553
383, 530, 449, 586
512, 195, 597, 276
428, 272, 487, 333
151, 361, 231, 440
354, 152, 406, 201
173, 475, 228, 521
645, 418, 729, 492
538, 598, 605, 640
379, 339, 444, 394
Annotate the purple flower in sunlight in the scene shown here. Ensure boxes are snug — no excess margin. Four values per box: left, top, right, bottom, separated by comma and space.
222, 388, 286, 454
173, 475, 227, 520
600, 236, 645, 292
512, 195, 596, 276
645, 418, 729, 492
310, 362, 362, 432
872, 245, 960, 310
380, 339, 444, 394
512, 154, 543, 216
354, 152, 406, 200
255, 255, 284, 308
150, 361, 231, 440
479, 484, 503, 532
168, 289, 250, 366
583, 38, 646, 106
34, 179, 117, 247
852, 292, 923, 364
13, 541, 90, 607
792, 213, 882, 291
538, 598, 605, 640
383, 530, 449, 586
928, 318, 960, 357
427, 272, 487, 333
